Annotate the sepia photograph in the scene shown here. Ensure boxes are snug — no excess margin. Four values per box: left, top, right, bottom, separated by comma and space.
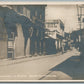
0, 1, 84, 81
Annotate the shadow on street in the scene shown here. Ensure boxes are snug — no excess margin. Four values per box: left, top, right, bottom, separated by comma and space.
48, 55, 84, 80
39, 52, 84, 80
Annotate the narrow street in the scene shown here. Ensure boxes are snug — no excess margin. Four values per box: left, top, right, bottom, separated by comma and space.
0, 48, 80, 80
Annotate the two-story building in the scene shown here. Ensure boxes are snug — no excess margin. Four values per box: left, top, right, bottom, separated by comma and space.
0, 5, 46, 59
44, 20, 64, 54
9, 5, 46, 57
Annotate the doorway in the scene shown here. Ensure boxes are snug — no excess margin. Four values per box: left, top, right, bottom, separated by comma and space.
7, 32, 15, 59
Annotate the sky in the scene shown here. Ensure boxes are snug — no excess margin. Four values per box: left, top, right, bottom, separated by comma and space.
0, 0, 83, 33
0, 0, 82, 33
45, 5, 79, 33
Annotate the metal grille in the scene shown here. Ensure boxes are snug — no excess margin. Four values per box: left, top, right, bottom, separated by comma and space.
7, 32, 15, 59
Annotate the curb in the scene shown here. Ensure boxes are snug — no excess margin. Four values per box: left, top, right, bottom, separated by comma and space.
0, 50, 72, 66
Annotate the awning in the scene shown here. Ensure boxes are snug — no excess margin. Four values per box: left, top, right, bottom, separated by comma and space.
57, 34, 64, 39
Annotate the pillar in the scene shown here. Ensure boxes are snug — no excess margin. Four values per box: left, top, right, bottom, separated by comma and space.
57, 40, 59, 51
43, 39, 46, 55
34, 40, 37, 56
15, 24, 24, 58
60, 40, 62, 50
39, 40, 42, 55
25, 38, 31, 57
59, 40, 60, 50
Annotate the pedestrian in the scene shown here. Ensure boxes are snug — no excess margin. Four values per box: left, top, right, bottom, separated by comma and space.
62, 40, 65, 54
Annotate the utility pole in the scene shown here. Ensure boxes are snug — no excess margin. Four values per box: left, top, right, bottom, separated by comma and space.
76, 4, 84, 60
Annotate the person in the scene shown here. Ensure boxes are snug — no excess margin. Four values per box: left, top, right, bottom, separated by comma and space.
29, 27, 34, 56
62, 40, 65, 54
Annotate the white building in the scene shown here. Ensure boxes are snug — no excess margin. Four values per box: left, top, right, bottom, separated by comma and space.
45, 19, 64, 54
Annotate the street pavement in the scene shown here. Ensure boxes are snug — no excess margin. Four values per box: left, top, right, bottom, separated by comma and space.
0, 48, 81, 80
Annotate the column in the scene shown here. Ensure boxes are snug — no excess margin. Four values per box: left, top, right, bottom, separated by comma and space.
34, 40, 37, 56
39, 40, 42, 55
60, 40, 62, 51
43, 39, 46, 55
15, 24, 24, 57
59, 40, 60, 50
25, 38, 31, 57
57, 40, 59, 51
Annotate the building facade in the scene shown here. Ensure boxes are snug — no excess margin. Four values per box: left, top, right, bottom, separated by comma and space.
10, 5, 46, 56
0, 5, 46, 59
44, 20, 64, 54
70, 30, 81, 50
0, 17, 8, 59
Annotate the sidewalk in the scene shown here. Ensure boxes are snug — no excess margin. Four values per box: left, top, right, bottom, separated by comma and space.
0, 52, 63, 66
0, 48, 81, 80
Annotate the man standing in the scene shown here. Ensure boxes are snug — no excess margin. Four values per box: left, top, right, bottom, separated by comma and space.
62, 40, 65, 54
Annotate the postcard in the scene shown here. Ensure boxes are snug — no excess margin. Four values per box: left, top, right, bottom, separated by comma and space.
0, 1, 84, 82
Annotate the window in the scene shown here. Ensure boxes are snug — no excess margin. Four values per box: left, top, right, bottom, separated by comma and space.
23, 7, 27, 16
40, 14, 42, 19
32, 16, 36, 23
54, 23, 57, 28
8, 32, 14, 40
35, 11, 37, 17
27, 10, 30, 19
13, 6, 17, 12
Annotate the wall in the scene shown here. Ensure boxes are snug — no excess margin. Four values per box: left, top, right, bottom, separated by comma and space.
0, 5, 46, 59
15, 24, 24, 58
4, 6, 34, 58
0, 17, 8, 59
